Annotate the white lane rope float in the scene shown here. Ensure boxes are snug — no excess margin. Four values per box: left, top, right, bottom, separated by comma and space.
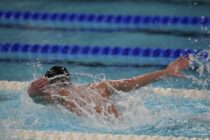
0, 80, 209, 100
10, 129, 197, 140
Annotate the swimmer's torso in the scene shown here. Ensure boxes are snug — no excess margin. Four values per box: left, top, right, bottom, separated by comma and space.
43, 84, 119, 117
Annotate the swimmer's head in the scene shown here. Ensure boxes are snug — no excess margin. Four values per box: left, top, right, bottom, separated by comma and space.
45, 66, 71, 85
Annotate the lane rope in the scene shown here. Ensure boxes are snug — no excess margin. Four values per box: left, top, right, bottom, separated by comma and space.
0, 11, 209, 28
0, 80, 209, 100
9, 129, 194, 140
0, 43, 208, 66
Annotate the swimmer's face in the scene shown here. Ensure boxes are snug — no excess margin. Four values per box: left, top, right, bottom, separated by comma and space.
48, 76, 71, 85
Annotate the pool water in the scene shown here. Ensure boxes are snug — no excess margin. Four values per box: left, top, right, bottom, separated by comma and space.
0, 61, 210, 139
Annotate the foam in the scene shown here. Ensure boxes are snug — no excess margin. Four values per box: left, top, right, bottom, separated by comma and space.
1, 80, 209, 140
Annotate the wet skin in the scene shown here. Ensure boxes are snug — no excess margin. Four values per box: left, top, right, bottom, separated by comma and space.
28, 57, 189, 118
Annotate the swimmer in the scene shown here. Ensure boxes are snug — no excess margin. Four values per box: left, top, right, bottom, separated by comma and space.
28, 57, 189, 118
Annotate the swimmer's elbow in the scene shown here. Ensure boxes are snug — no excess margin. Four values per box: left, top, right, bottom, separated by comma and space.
27, 86, 38, 97
28, 91, 53, 105
27, 88, 35, 97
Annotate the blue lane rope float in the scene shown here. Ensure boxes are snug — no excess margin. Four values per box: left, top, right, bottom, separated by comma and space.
0, 11, 209, 32
0, 43, 208, 66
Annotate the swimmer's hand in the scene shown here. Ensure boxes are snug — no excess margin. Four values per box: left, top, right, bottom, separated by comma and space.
165, 57, 189, 78
28, 77, 48, 96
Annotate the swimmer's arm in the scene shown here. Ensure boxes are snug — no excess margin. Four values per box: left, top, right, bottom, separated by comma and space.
28, 78, 53, 103
92, 57, 189, 94
105, 70, 167, 92
28, 78, 48, 97
90, 70, 166, 95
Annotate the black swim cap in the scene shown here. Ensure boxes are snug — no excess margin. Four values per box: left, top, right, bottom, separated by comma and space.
45, 66, 70, 78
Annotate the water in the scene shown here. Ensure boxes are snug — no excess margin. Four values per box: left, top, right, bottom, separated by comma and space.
0, 55, 210, 138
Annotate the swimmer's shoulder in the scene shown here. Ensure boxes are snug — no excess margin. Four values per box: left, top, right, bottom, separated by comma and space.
88, 82, 110, 98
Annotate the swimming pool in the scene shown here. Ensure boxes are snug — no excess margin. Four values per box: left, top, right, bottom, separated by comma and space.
0, 0, 210, 139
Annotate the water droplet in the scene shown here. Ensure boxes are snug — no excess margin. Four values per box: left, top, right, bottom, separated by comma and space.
194, 39, 198, 43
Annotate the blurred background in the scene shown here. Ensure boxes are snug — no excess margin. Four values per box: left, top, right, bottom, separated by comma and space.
0, 0, 209, 48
